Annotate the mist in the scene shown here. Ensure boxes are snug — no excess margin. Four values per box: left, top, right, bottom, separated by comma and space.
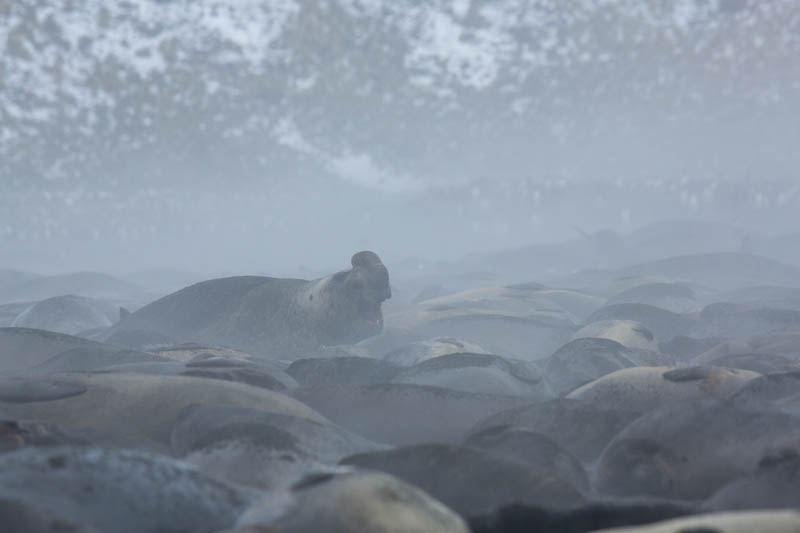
3, 2, 800, 533
1, 0, 799, 276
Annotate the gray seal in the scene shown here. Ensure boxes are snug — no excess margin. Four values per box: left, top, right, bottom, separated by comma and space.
104, 251, 391, 357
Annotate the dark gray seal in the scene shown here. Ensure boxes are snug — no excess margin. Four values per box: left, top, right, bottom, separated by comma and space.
594, 401, 800, 500
463, 425, 589, 491
468, 398, 643, 464
103, 251, 391, 357
705, 454, 800, 511
291, 383, 527, 445
341, 444, 584, 517
543, 338, 675, 396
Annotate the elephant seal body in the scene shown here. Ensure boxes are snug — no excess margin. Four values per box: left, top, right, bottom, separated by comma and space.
341, 444, 584, 516
566, 366, 758, 414
543, 338, 674, 396
0, 446, 257, 533
594, 401, 800, 500
0, 373, 323, 446
237, 471, 469, 533
571, 320, 658, 351
589, 510, 800, 533
11, 295, 120, 336
104, 251, 391, 357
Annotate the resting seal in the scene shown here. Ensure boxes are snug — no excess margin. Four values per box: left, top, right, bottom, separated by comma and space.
104, 251, 391, 357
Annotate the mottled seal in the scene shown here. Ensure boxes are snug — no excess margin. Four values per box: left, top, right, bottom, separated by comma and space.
103, 251, 391, 357
171, 403, 383, 489
566, 366, 759, 414
0, 446, 258, 533
391, 352, 553, 398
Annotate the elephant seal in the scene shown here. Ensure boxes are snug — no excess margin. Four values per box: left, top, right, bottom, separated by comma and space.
11, 295, 121, 336
613, 252, 800, 291
584, 304, 695, 343
341, 444, 584, 516
693, 331, 800, 364
728, 370, 800, 407
27, 345, 169, 375
463, 425, 588, 491
0, 302, 31, 327
588, 510, 800, 533
291, 383, 527, 445
571, 320, 658, 351
705, 453, 800, 511
0, 373, 323, 446
98, 355, 298, 393
382, 337, 491, 367
386, 285, 577, 360
391, 352, 553, 398
469, 398, 642, 464
0, 327, 106, 373
0, 418, 86, 451
0, 446, 257, 533
103, 251, 391, 358
171, 403, 384, 489
607, 282, 698, 313
543, 338, 675, 396
469, 501, 697, 533
705, 352, 798, 375
287, 356, 401, 387
0, 497, 99, 533
566, 366, 759, 414
593, 401, 800, 500
235, 471, 469, 533
692, 302, 800, 340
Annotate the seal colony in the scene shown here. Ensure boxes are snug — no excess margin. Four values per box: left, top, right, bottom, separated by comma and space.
4, 233, 800, 532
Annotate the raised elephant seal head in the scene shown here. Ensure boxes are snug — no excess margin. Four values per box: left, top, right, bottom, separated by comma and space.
319, 251, 391, 345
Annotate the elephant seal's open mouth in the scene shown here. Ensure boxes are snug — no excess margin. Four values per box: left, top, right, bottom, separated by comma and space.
360, 301, 384, 330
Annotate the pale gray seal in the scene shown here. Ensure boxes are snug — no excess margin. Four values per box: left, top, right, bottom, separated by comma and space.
566, 366, 759, 414
235, 470, 469, 533
341, 444, 584, 516
571, 320, 658, 351
0, 373, 323, 446
11, 295, 121, 336
593, 401, 800, 500
588, 510, 800, 533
